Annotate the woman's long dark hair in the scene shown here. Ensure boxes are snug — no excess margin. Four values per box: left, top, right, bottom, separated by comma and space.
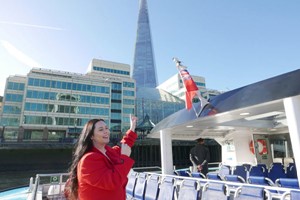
67, 118, 105, 199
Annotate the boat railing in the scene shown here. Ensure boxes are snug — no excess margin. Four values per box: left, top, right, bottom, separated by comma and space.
30, 173, 69, 200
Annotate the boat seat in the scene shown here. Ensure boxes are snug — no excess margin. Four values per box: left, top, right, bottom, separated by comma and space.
191, 172, 206, 179
157, 176, 176, 200
201, 182, 229, 200
144, 174, 160, 200
224, 174, 245, 183
233, 185, 271, 200
47, 184, 66, 200
280, 190, 300, 200
275, 178, 299, 189
177, 179, 200, 200
232, 165, 248, 181
133, 172, 148, 199
126, 171, 138, 199
206, 172, 222, 180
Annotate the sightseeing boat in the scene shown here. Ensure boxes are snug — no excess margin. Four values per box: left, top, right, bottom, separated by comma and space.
1, 69, 300, 199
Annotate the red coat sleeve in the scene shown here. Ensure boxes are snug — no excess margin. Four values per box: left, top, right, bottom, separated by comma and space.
78, 151, 134, 191
120, 130, 137, 147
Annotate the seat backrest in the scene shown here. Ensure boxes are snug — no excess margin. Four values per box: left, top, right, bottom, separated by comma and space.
280, 190, 300, 200
249, 166, 265, 177
224, 174, 245, 183
247, 176, 274, 186
144, 174, 160, 200
257, 164, 268, 176
233, 165, 247, 181
177, 179, 200, 200
207, 172, 222, 180
219, 165, 231, 179
191, 172, 206, 179
268, 164, 286, 182
157, 177, 176, 200
276, 178, 299, 189
126, 171, 138, 199
174, 169, 190, 177
201, 182, 229, 200
234, 185, 270, 200
134, 172, 148, 199
287, 163, 298, 178
291, 190, 300, 199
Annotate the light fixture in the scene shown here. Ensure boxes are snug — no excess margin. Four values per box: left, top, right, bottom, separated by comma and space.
240, 112, 250, 116
186, 125, 193, 128
245, 111, 283, 121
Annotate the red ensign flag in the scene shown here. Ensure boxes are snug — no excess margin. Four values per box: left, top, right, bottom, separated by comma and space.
179, 69, 199, 110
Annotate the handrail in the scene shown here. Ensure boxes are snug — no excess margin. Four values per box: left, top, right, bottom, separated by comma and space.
30, 173, 69, 199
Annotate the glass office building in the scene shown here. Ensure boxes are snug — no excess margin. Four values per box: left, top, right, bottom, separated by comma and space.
132, 0, 158, 88
0, 59, 136, 142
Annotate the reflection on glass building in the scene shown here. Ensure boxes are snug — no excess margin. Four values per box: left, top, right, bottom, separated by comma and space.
135, 87, 185, 126
132, 0, 158, 88
0, 59, 135, 142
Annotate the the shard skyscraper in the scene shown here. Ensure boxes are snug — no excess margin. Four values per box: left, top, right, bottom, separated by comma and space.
132, 0, 158, 88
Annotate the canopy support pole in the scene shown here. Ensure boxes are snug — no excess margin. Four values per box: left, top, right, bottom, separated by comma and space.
284, 95, 300, 187
160, 130, 174, 175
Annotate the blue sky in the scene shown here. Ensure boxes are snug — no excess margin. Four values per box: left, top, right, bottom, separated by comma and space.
0, 0, 299, 95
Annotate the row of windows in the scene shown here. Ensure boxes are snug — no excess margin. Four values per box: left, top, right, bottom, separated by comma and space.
3, 105, 21, 114
111, 82, 122, 91
123, 99, 135, 105
24, 102, 110, 116
1, 117, 19, 126
24, 115, 88, 126
26, 90, 109, 104
123, 81, 135, 88
123, 90, 135, 97
7, 82, 25, 91
93, 66, 130, 76
28, 78, 110, 94
5, 93, 23, 102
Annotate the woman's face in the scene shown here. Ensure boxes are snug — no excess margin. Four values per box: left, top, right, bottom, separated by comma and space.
91, 120, 110, 146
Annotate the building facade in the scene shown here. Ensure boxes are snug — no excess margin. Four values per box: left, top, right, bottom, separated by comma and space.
132, 0, 158, 88
0, 59, 136, 142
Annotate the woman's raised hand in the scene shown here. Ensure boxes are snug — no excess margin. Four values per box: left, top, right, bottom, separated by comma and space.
130, 114, 138, 132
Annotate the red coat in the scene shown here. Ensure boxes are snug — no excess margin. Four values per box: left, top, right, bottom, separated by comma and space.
77, 130, 137, 200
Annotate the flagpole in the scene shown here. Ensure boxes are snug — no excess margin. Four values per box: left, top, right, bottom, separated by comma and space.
173, 58, 198, 116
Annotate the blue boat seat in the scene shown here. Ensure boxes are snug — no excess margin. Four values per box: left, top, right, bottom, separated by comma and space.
233, 185, 271, 200
249, 166, 265, 177
224, 174, 245, 183
144, 174, 160, 200
286, 163, 297, 178
191, 172, 206, 179
201, 182, 229, 200
206, 172, 222, 180
177, 179, 200, 200
247, 176, 274, 186
280, 190, 300, 200
174, 169, 190, 177
157, 176, 176, 200
126, 171, 138, 199
232, 165, 248, 181
133, 172, 148, 199
268, 163, 286, 182
275, 178, 299, 189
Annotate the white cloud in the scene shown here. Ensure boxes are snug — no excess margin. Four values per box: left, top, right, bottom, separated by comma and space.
1, 40, 42, 68
0, 21, 64, 31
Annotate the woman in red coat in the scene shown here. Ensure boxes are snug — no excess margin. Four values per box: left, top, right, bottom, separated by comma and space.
66, 115, 138, 200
